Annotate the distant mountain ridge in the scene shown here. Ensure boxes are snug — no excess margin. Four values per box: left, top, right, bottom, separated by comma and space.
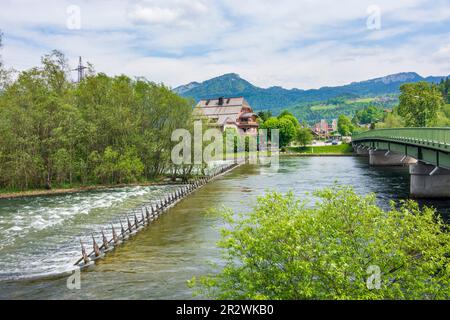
174, 72, 449, 113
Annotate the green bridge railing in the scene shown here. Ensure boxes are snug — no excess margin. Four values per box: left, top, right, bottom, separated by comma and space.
353, 128, 450, 151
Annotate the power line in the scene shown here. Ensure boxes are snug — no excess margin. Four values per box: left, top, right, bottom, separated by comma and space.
72, 56, 87, 83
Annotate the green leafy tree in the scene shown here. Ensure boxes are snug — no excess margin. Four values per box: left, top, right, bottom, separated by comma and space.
257, 110, 272, 123
296, 127, 313, 146
398, 82, 444, 127
277, 110, 295, 119
376, 110, 405, 129
190, 186, 450, 300
0, 51, 194, 191
337, 115, 354, 136
354, 106, 384, 125
439, 77, 450, 104
262, 117, 296, 147
262, 117, 280, 146
278, 113, 300, 129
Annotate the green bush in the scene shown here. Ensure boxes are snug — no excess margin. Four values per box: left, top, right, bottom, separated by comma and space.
190, 186, 450, 299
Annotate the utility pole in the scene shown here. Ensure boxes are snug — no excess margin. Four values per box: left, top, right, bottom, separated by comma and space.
73, 56, 87, 83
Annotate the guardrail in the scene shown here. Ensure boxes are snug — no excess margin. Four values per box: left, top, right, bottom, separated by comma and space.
353, 128, 450, 151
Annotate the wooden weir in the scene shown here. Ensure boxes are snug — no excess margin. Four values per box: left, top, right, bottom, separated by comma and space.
74, 162, 241, 269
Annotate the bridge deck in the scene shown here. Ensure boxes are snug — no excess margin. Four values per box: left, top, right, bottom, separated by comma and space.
353, 128, 450, 170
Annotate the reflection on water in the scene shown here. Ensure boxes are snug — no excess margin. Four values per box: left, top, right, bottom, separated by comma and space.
0, 156, 448, 299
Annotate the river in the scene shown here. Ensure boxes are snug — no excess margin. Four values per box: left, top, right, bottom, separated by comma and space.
0, 156, 449, 299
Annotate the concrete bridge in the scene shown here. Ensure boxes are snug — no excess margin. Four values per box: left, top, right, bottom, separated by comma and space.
352, 128, 450, 198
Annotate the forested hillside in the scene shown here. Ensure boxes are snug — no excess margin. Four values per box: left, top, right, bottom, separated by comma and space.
175, 72, 449, 121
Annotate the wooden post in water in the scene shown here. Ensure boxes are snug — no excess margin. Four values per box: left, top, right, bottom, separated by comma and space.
112, 224, 119, 244
146, 207, 151, 221
141, 211, 146, 225
127, 216, 133, 232
80, 240, 89, 265
134, 213, 139, 228
101, 230, 109, 249
120, 220, 126, 237
92, 234, 101, 257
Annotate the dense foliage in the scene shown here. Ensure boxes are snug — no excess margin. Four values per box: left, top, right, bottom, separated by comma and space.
440, 77, 450, 104
398, 82, 444, 127
0, 51, 194, 191
256, 110, 273, 123
261, 116, 296, 147
260, 110, 315, 147
295, 127, 313, 146
291, 96, 396, 123
190, 187, 450, 299
337, 115, 354, 136
352, 105, 384, 125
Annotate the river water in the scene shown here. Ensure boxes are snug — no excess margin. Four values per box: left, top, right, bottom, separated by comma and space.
0, 156, 449, 299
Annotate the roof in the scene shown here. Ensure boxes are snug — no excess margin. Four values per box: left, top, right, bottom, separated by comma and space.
196, 97, 250, 108
240, 113, 256, 118
194, 97, 256, 127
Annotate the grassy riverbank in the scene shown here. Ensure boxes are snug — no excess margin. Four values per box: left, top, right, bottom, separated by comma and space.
286, 143, 354, 156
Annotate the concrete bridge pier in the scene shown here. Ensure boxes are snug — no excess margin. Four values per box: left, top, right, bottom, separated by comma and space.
369, 150, 417, 166
354, 144, 369, 157
410, 162, 450, 198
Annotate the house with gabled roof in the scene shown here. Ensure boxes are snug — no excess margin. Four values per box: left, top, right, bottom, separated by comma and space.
193, 97, 259, 136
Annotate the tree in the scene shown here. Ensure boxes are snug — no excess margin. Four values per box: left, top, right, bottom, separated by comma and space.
376, 110, 405, 129
398, 82, 444, 127
337, 115, 354, 136
262, 117, 296, 147
439, 77, 450, 104
277, 110, 295, 119
190, 186, 450, 300
0, 50, 194, 191
296, 127, 313, 146
354, 106, 384, 125
278, 113, 300, 129
257, 110, 272, 123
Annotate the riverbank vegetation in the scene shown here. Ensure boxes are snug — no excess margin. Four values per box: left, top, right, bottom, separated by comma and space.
375, 80, 449, 129
286, 143, 353, 155
0, 50, 194, 192
260, 110, 313, 147
190, 186, 450, 299
330, 79, 450, 133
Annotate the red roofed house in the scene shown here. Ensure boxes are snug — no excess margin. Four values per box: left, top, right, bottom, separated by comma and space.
193, 97, 259, 136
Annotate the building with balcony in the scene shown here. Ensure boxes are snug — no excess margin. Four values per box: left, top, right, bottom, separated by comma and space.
193, 97, 259, 136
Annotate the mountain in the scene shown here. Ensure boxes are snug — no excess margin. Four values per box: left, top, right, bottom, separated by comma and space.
174, 72, 449, 122
173, 81, 201, 95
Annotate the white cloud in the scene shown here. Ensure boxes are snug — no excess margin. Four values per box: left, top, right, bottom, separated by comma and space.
128, 5, 180, 25
128, 0, 209, 26
0, 0, 449, 89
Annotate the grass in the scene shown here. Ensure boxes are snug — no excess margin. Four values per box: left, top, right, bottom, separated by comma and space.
286, 143, 354, 155
310, 104, 339, 111
346, 97, 377, 104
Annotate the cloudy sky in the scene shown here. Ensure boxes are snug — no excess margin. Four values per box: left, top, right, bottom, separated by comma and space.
1, 0, 449, 89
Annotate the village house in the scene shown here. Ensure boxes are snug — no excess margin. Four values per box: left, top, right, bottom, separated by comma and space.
311, 120, 338, 138
312, 119, 338, 138
193, 97, 259, 136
